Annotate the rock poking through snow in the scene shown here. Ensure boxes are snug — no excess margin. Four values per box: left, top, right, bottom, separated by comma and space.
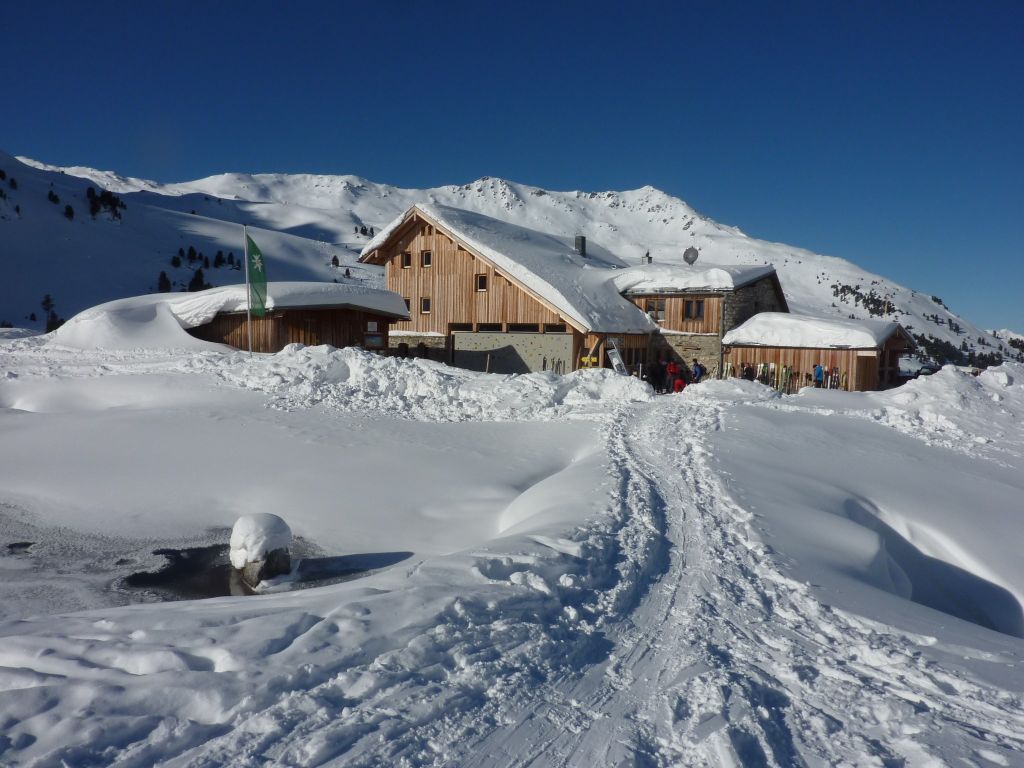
230, 514, 292, 587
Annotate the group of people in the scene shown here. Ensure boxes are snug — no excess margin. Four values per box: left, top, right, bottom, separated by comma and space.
646, 357, 705, 394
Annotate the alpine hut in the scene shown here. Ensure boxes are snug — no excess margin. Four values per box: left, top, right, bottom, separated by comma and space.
358, 203, 786, 375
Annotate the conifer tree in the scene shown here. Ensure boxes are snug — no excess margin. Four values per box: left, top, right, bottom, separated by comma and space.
188, 269, 209, 292
158, 271, 172, 292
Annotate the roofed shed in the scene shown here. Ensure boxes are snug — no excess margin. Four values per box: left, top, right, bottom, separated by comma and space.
722, 312, 915, 391
185, 282, 410, 353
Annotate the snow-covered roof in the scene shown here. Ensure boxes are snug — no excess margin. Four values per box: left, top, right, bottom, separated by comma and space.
363, 204, 654, 333
611, 263, 778, 294
52, 282, 409, 350
723, 312, 906, 349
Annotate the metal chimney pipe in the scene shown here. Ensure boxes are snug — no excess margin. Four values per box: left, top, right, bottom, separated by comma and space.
575, 235, 587, 258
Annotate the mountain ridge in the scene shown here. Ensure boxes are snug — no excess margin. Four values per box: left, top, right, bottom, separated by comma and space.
2, 150, 1019, 365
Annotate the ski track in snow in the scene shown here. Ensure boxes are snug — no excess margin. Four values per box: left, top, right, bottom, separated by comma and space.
451, 396, 1024, 767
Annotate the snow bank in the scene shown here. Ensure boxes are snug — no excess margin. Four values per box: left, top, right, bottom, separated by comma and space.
229, 513, 292, 568
723, 311, 902, 348
191, 344, 654, 421
868, 362, 1024, 460
51, 282, 408, 350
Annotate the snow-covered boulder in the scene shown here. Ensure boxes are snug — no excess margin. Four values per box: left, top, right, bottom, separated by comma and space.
229, 513, 293, 587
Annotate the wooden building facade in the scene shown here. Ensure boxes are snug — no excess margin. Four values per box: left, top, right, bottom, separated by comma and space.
363, 214, 572, 334
361, 208, 590, 373
722, 328, 914, 391
188, 306, 402, 354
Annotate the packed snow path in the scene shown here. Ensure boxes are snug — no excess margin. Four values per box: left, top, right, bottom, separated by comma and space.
460, 395, 1024, 767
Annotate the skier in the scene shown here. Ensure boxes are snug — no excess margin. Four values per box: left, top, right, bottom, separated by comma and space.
742, 362, 756, 381
813, 363, 824, 388
691, 358, 705, 383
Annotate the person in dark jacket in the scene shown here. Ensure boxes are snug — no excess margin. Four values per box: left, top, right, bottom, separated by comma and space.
652, 357, 667, 394
813, 363, 824, 388
742, 362, 756, 381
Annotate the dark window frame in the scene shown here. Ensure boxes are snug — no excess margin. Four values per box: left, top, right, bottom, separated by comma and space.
420, 297, 431, 314
400, 252, 412, 269
644, 298, 666, 322
685, 299, 705, 320
475, 274, 488, 292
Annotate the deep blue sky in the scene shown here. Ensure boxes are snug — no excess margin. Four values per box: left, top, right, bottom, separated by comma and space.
6, 1, 1022, 331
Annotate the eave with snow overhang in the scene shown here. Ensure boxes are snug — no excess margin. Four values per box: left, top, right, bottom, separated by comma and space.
722, 312, 915, 391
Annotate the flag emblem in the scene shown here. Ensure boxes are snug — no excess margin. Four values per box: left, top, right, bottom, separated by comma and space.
246, 234, 268, 317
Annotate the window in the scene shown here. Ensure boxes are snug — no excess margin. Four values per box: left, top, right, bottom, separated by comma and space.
403, 297, 411, 310
543, 324, 567, 333
644, 298, 666, 322
477, 323, 501, 332
364, 333, 384, 349
475, 274, 488, 292
685, 300, 705, 320
367, 321, 378, 332
420, 297, 431, 314
449, 323, 473, 332
400, 252, 411, 269
508, 323, 540, 333
420, 250, 432, 267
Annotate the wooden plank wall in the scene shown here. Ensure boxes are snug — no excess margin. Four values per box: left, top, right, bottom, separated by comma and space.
629, 295, 722, 334
188, 309, 391, 353
580, 332, 651, 369
722, 346, 876, 390
383, 220, 565, 334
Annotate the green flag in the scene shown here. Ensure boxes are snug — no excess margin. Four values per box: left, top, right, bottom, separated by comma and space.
246, 234, 268, 317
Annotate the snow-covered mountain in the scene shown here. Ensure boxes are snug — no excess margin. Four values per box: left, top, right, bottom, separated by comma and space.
2, 150, 1019, 364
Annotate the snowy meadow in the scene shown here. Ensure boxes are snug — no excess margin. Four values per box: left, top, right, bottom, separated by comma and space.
1, 325, 1022, 766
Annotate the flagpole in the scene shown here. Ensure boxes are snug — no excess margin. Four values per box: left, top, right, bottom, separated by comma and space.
243, 224, 252, 357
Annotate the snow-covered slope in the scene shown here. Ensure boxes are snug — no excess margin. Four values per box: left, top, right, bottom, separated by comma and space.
0, 331, 1022, 765
4, 151, 1020, 365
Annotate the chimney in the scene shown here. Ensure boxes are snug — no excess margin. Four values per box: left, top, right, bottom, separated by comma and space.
575, 235, 587, 258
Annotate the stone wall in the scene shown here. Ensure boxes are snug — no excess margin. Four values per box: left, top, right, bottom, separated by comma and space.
650, 333, 722, 378
722, 277, 786, 332
388, 334, 448, 361
452, 332, 574, 374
